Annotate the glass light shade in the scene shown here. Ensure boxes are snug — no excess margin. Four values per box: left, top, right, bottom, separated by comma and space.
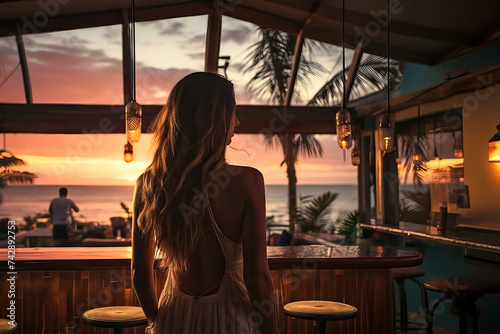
126, 100, 142, 144
412, 143, 424, 165
488, 124, 500, 163
379, 113, 395, 153
351, 145, 360, 166
454, 148, 464, 158
336, 108, 352, 150
124, 142, 133, 163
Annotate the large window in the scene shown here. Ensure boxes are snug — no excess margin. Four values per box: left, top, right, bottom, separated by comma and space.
396, 107, 466, 229
24, 25, 123, 104
0, 35, 26, 103
135, 15, 208, 104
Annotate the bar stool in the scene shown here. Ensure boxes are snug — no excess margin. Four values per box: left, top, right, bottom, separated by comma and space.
392, 267, 428, 333
0, 319, 17, 334
82, 306, 147, 334
424, 277, 500, 334
283, 300, 358, 334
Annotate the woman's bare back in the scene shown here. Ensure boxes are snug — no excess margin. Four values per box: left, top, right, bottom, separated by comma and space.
176, 164, 248, 296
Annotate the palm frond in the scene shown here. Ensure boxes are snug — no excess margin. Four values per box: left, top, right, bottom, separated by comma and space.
297, 191, 337, 232
242, 27, 327, 105
0, 170, 36, 188
399, 134, 428, 187
337, 211, 361, 244
308, 54, 401, 106
0, 150, 28, 169
294, 134, 324, 159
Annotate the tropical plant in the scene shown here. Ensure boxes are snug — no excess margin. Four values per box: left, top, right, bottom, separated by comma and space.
296, 191, 337, 233
337, 210, 361, 244
0, 149, 36, 204
22, 212, 51, 231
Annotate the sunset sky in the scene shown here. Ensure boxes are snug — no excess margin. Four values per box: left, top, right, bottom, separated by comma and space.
0, 15, 358, 186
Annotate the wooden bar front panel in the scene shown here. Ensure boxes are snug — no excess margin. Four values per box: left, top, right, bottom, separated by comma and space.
1, 267, 391, 334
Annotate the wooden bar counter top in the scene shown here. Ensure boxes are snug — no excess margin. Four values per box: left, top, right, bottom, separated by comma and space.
1, 244, 422, 270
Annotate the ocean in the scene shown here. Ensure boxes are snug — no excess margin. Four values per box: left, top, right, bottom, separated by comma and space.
0, 184, 358, 228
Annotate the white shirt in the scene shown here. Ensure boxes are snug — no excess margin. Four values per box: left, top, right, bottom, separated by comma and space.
49, 197, 79, 225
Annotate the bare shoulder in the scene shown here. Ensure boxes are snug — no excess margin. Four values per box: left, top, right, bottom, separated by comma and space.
224, 164, 264, 186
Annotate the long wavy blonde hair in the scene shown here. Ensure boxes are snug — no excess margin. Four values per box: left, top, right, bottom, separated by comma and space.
137, 72, 235, 273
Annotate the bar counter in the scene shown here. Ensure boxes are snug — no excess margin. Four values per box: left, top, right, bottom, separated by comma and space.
3, 244, 422, 270
1, 245, 422, 334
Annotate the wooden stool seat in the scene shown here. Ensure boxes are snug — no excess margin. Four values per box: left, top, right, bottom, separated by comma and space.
424, 277, 500, 334
284, 300, 358, 334
82, 306, 147, 334
0, 319, 17, 334
391, 267, 428, 333
424, 277, 500, 294
392, 267, 425, 279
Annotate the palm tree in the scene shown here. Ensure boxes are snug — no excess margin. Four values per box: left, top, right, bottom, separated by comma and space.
242, 28, 325, 229
242, 27, 401, 230
0, 149, 36, 204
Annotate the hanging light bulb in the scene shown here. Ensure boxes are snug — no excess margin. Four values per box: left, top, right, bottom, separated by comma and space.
124, 142, 133, 163
488, 124, 500, 163
412, 143, 424, 166
412, 105, 425, 165
336, 0, 352, 162
351, 143, 360, 166
125, 0, 142, 145
380, 0, 395, 154
126, 100, 142, 144
379, 113, 395, 153
337, 109, 352, 160
453, 131, 464, 158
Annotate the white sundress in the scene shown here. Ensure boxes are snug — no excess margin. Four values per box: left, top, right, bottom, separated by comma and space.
147, 203, 260, 334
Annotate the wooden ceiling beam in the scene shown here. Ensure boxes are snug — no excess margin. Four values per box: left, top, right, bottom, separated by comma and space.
344, 38, 364, 105
204, 6, 222, 73
304, 26, 436, 64
0, 104, 337, 134
0, 2, 210, 37
225, 5, 300, 36
315, 5, 479, 45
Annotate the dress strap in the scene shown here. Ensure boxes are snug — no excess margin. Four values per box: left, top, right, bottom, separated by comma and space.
206, 200, 226, 253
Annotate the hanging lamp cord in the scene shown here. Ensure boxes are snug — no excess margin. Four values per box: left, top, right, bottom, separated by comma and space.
131, 0, 136, 101
341, 0, 346, 109
417, 105, 420, 146
386, 0, 390, 115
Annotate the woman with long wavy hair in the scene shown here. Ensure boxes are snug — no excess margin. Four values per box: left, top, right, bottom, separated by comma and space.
132, 72, 278, 334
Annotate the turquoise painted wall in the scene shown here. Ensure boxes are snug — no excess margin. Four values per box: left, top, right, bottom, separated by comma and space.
400, 39, 500, 95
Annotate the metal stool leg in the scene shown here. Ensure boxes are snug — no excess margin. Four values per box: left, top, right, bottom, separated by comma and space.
395, 278, 409, 333
427, 294, 450, 334
316, 320, 326, 334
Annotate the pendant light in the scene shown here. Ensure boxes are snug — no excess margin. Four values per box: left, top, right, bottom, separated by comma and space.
379, 0, 395, 153
351, 143, 360, 166
412, 105, 425, 165
488, 124, 500, 163
336, 0, 352, 162
124, 142, 133, 163
125, 0, 142, 145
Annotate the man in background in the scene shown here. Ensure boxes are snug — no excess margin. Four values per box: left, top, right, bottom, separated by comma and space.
49, 187, 79, 244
